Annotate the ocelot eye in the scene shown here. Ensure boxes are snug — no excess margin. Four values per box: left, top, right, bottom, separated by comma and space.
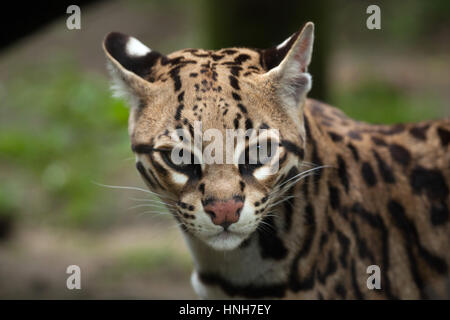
159, 148, 202, 178
239, 139, 277, 175
160, 148, 187, 168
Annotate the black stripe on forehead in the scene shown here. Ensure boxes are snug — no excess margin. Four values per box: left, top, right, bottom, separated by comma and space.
169, 66, 182, 91
220, 49, 238, 55
234, 54, 251, 64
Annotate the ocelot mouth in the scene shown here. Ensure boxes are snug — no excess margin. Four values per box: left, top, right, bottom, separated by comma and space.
204, 230, 247, 251
215, 229, 232, 238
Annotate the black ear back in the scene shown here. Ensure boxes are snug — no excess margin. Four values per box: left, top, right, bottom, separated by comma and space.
261, 31, 300, 71
260, 22, 314, 113
104, 32, 164, 79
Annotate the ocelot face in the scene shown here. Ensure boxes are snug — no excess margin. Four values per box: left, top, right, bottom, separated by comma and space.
103, 23, 314, 250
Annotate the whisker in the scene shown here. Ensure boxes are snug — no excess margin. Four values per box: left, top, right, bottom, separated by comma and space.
135, 210, 170, 218
267, 195, 296, 209
127, 203, 172, 211
93, 182, 172, 200
274, 165, 332, 191
128, 198, 176, 207
270, 167, 326, 199
257, 220, 276, 235
278, 173, 316, 193
260, 213, 278, 219
299, 161, 317, 168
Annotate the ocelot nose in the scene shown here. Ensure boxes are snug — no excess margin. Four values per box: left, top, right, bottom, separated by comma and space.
204, 199, 244, 230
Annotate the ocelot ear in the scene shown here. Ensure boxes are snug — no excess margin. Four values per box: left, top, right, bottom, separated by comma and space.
260, 22, 314, 114
102, 32, 165, 108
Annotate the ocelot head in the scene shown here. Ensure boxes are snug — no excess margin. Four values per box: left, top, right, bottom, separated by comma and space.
103, 23, 314, 250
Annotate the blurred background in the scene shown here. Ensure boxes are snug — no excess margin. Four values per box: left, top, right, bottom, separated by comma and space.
0, 0, 449, 298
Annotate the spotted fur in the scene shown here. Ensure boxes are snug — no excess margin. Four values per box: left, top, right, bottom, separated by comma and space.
103, 22, 450, 299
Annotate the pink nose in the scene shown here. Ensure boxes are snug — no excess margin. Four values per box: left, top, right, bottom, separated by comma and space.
204, 199, 243, 229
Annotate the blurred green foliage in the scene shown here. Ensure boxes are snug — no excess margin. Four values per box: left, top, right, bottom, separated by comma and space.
110, 246, 191, 277
0, 57, 131, 228
332, 79, 442, 124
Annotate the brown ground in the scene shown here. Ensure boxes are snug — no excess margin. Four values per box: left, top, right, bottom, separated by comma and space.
0, 221, 197, 299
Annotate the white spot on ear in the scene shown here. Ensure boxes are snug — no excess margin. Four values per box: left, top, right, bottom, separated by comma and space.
171, 172, 188, 185
126, 37, 151, 56
276, 35, 293, 50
